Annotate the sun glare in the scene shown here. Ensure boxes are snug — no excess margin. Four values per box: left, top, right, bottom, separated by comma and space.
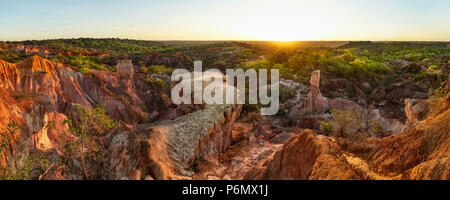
228, 2, 336, 42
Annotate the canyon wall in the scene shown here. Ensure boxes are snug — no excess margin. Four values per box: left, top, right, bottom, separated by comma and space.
108, 71, 243, 180
109, 103, 242, 180
246, 93, 450, 180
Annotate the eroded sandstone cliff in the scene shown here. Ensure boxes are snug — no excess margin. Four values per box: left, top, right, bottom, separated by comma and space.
0, 55, 448, 180
0, 56, 173, 177
108, 71, 243, 180
244, 93, 449, 180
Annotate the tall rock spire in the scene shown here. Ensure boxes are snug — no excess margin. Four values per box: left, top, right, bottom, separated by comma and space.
307, 70, 328, 112
116, 60, 134, 89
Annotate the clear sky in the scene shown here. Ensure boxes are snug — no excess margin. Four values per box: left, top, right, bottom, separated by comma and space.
1, 0, 449, 41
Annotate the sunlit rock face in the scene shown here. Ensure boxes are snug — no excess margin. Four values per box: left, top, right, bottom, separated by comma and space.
0, 56, 65, 108
244, 129, 360, 180
402, 99, 430, 132
0, 56, 172, 124
245, 94, 450, 180
306, 70, 328, 112
108, 71, 243, 180
0, 56, 173, 172
29, 109, 73, 153
109, 103, 242, 180
116, 60, 134, 89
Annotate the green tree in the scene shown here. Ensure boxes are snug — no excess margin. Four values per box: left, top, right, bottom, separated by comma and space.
0, 121, 19, 156
64, 104, 120, 179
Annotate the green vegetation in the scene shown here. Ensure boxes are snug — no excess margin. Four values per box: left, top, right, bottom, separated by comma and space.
320, 121, 334, 135
21, 38, 167, 55
0, 152, 50, 180
0, 49, 22, 63
237, 59, 271, 73
68, 56, 113, 74
370, 119, 383, 135
63, 104, 120, 179
145, 76, 167, 87
241, 47, 391, 85
161, 42, 229, 53
279, 86, 297, 103
140, 64, 173, 87
429, 82, 450, 116
410, 71, 430, 81
146, 65, 174, 75
340, 42, 450, 65
330, 109, 365, 138
237, 42, 448, 106
0, 121, 52, 180
0, 121, 18, 154
2, 39, 261, 75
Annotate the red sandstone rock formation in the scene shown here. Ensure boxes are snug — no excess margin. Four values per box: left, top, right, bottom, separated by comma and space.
0, 56, 174, 173
245, 93, 450, 180
109, 103, 242, 180
245, 130, 359, 180
0, 55, 448, 180
306, 70, 328, 112
402, 99, 430, 132
1, 56, 171, 124
294, 70, 403, 135
108, 72, 243, 180
116, 60, 134, 89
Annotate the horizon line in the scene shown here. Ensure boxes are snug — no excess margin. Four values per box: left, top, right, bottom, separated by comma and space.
1, 37, 450, 43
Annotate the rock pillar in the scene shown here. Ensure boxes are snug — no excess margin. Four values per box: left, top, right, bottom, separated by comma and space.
116, 60, 134, 89
307, 70, 328, 112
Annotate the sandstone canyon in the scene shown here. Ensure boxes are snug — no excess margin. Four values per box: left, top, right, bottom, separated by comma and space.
0, 40, 448, 180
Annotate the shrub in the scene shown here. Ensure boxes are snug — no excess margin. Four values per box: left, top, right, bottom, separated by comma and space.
320, 121, 334, 135
148, 65, 173, 75
145, 76, 167, 87
330, 109, 359, 138
279, 87, 297, 103
427, 65, 440, 73
369, 119, 383, 134
140, 65, 148, 74
69, 56, 109, 74
410, 71, 429, 81
0, 121, 18, 154
0, 152, 50, 180
0, 121, 52, 180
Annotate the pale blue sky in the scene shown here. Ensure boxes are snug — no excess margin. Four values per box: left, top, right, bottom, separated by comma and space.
0, 0, 449, 41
